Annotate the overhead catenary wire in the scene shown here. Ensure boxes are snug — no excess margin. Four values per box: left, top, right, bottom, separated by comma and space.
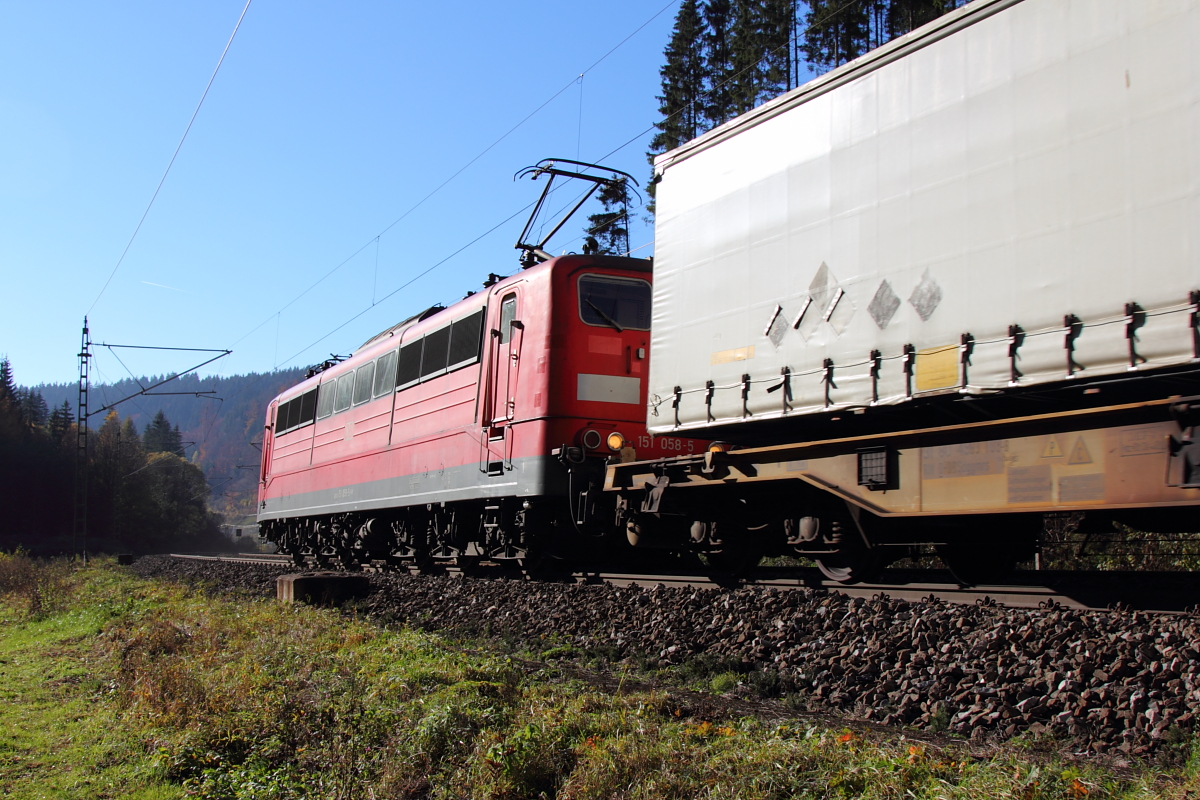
170, 0, 887, 460
227, 0, 679, 355
72, 3, 684, 515
205, 2, 682, 413
277, 201, 535, 370
88, 0, 253, 315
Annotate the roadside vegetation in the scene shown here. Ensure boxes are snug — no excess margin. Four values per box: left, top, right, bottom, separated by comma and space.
2, 551, 1199, 799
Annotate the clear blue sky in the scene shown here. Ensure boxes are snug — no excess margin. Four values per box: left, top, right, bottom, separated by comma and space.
1, 0, 680, 388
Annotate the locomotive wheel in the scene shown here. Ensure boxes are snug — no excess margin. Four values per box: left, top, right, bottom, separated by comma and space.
936, 541, 1019, 586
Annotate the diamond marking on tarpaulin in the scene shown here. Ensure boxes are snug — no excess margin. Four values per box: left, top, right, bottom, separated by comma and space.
908, 269, 943, 322
798, 262, 845, 341
868, 280, 901, 330
809, 263, 834, 307
827, 289, 855, 336
766, 306, 788, 348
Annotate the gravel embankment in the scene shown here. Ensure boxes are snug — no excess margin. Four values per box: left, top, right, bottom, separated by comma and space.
133, 555, 1199, 756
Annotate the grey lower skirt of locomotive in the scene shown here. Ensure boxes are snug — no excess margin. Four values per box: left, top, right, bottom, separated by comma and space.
259, 452, 633, 571
611, 369, 1200, 586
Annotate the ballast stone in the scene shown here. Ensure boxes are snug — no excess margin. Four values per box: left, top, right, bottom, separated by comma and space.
277, 572, 370, 605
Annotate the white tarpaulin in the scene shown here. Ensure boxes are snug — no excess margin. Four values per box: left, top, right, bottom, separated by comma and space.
648, 0, 1200, 434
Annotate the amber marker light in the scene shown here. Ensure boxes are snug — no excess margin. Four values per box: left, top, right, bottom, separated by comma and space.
606, 431, 625, 452
707, 441, 731, 453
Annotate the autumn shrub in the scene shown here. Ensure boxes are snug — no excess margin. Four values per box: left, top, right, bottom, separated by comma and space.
0, 550, 75, 616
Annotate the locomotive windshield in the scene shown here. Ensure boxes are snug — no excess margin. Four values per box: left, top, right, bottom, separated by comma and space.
578, 275, 651, 331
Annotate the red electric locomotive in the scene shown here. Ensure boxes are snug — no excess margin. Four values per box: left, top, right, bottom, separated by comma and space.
257, 251, 702, 567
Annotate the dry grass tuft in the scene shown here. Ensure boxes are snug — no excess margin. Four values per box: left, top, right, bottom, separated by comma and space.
0, 550, 75, 616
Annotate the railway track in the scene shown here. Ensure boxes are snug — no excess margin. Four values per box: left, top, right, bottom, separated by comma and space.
166, 553, 1199, 613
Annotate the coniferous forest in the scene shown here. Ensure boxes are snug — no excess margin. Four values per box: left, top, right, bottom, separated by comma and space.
648, 0, 969, 162
7, 0, 967, 555
584, 0, 967, 247
3, 357, 304, 555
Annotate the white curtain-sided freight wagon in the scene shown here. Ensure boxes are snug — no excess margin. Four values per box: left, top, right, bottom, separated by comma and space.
648, 0, 1200, 435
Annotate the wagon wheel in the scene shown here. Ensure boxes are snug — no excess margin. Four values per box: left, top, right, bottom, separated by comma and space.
797, 507, 885, 584
813, 522, 884, 584
699, 522, 765, 578
814, 543, 884, 585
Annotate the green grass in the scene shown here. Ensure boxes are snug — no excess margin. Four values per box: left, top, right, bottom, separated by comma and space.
2, 553, 1200, 799
0, 559, 181, 799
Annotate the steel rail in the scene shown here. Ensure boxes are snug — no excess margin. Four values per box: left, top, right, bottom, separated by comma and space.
165, 553, 1198, 614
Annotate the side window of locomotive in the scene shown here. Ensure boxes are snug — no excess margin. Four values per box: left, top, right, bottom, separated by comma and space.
279, 397, 298, 433
578, 275, 651, 331
299, 388, 318, 426
448, 308, 484, 370
275, 398, 291, 433
374, 350, 397, 397
353, 361, 375, 405
499, 295, 517, 344
316, 380, 336, 419
397, 338, 423, 390
335, 372, 354, 413
275, 388, 317, 432
420, 325, 451, 379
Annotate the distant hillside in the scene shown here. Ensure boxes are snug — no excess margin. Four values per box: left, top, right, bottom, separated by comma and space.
26, 368, 307, 525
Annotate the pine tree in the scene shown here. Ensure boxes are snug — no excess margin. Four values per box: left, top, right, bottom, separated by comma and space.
144, 410, 184, 456
647, 0, 708, 216
18, 389, 49, 431
702, 0, 736, 127
583, 178, 632, 256
760, 0, 796, 93
730, 0, 767, 115
802, 0, 872, 74
885, 0, 963, 39
48, 400, 73, 445
0, 357, 21, 427
664, 0, 707, 145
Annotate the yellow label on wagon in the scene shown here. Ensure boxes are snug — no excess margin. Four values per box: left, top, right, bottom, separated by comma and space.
710, 346, 755, 365
914, 345, 958, 392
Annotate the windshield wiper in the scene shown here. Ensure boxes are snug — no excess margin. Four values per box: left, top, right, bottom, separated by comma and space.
585, 298, 623, 332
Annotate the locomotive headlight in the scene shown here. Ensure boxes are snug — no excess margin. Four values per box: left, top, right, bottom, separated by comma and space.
606, 431, 625, 452
707, 441, 732, 453
581, 429, 602, 450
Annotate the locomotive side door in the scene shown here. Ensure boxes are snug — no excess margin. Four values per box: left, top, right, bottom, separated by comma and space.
260, 402, 276, 487
482, 291, 522, 474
